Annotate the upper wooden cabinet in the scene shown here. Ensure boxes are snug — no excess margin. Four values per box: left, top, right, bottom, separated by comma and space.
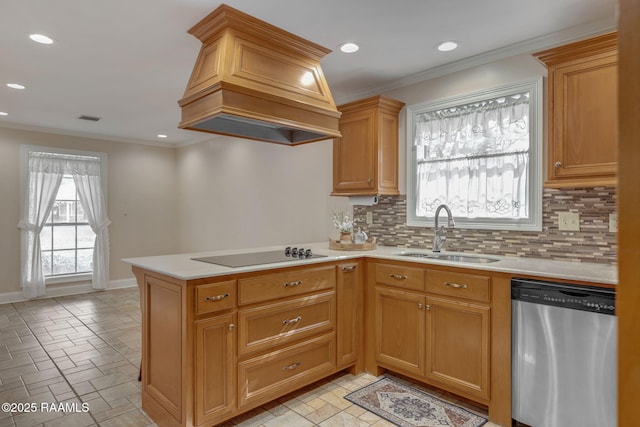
332, 95, 405, 196
534, 32, 618, 187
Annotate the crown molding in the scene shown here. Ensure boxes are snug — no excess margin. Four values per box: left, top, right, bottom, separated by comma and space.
335, 17, 617, 105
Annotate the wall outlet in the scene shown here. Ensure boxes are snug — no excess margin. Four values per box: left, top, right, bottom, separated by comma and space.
558, 212, 580, 231
366, 212, 373, 225
609, 213, 618, 233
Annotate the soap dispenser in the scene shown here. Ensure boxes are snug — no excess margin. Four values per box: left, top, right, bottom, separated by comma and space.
353, 227, 368, 244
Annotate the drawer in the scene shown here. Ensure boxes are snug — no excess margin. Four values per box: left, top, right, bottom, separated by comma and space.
195, 280, 237, 314
375, 263, 425, 291
237, 334, 335, 408
238, 291, 335, 356
238, 265, 335, 305
426, 270, 490, 302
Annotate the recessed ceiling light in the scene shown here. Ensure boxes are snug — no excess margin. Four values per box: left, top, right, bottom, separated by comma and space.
339, 42, 359, 53
7, 83, 26, 90
157, 134, 168, 138
0, 112, 7, 116
29, 33, 54, 45
436, 41, 459, 52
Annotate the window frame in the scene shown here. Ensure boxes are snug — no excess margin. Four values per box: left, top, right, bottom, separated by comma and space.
20, 145, 108, 285
405, 78, 543, 231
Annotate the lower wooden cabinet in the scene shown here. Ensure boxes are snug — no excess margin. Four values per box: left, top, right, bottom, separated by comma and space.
134, 262, 360, 427
368, 261, 510, 426
134, 259, 511, 427
194, 313, 236, 425
336, 261, 362, 368
425, 296, 490, 400
375, 286, 425, 376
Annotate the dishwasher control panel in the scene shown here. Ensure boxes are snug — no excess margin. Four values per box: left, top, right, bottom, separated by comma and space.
511, 278, 615, 315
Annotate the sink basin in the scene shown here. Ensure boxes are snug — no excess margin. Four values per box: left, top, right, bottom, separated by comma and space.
397, 252, 500, 263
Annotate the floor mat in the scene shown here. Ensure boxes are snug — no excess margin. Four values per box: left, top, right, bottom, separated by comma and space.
344, 376, 488, 427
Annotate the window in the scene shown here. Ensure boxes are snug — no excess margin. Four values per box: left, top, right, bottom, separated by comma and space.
18, 146, 110, 298
406, 79, 542, 231
41, 175, 96, 277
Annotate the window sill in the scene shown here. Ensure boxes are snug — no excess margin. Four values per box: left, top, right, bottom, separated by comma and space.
45, 273, 92, 286
406, 217, 542, 232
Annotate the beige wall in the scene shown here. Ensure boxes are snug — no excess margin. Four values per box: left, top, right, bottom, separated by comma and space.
175, 135, 349, 253
0, 127, 179, 294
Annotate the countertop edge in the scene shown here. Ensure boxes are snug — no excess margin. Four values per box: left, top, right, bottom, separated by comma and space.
121, 243, 617, 286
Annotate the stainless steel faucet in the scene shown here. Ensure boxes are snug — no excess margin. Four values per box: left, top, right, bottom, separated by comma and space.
433, 204, 455, 252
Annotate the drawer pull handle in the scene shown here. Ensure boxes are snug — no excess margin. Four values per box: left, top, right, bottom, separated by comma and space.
282, 361, 301, 371
342, 265, 357, 272
445, 282, 468, 289
283, 316, 302, 325
283, 281, 302, 287
389, 274, 408, 280
204, 293, 230, 301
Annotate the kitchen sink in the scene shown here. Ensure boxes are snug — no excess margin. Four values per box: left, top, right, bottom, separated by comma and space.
396, 252, 500, 263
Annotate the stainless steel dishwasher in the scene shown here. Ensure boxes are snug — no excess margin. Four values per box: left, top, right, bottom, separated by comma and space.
511, 278, 616, 427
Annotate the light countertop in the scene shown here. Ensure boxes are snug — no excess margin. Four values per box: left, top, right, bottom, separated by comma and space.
122, 242, 617, 286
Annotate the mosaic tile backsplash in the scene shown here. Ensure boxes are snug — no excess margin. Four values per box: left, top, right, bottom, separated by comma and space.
354, 187, 617, 264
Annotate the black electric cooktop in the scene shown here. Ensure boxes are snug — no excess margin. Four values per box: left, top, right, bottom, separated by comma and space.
191, 247, 326, 268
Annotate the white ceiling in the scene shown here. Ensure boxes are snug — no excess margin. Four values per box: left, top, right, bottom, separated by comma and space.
1, 0, 617, 146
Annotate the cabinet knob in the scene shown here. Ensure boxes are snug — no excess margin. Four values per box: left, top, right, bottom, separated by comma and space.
228, 324, 235, 331
426, 304, 431, 311
554, 161, 562, 168
367, 177, 372, 184
418, 303, 423, 309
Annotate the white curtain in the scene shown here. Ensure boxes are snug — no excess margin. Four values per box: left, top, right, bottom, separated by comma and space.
414, 93, 530, 219
18, 151, 110, 298
70, 157, 111, 290
18, 153, 65, 298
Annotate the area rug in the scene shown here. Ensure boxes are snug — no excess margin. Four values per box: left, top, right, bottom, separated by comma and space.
344, 377, 487, 427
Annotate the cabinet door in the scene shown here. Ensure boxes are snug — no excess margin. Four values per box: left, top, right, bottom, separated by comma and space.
336, 262, 362, 368
332, 109, 377, 193
548, 52, 618, 185
378, 110, 400, 194
425, 296, 490, 400
195, 313, 236, 425
375, 287, 425, 376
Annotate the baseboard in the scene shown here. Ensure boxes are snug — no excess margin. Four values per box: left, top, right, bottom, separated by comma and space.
0, 278, 138, 305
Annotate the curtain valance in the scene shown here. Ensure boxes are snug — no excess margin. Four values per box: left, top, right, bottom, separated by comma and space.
414, 92, 530, 160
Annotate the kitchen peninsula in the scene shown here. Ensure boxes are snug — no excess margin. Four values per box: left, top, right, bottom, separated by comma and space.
123, 243, 616, 427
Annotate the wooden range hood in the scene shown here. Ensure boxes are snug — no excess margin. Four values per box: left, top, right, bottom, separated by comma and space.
178, 4, 341, 145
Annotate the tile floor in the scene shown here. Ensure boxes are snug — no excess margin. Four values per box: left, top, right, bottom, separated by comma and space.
0, 287, 500, 427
